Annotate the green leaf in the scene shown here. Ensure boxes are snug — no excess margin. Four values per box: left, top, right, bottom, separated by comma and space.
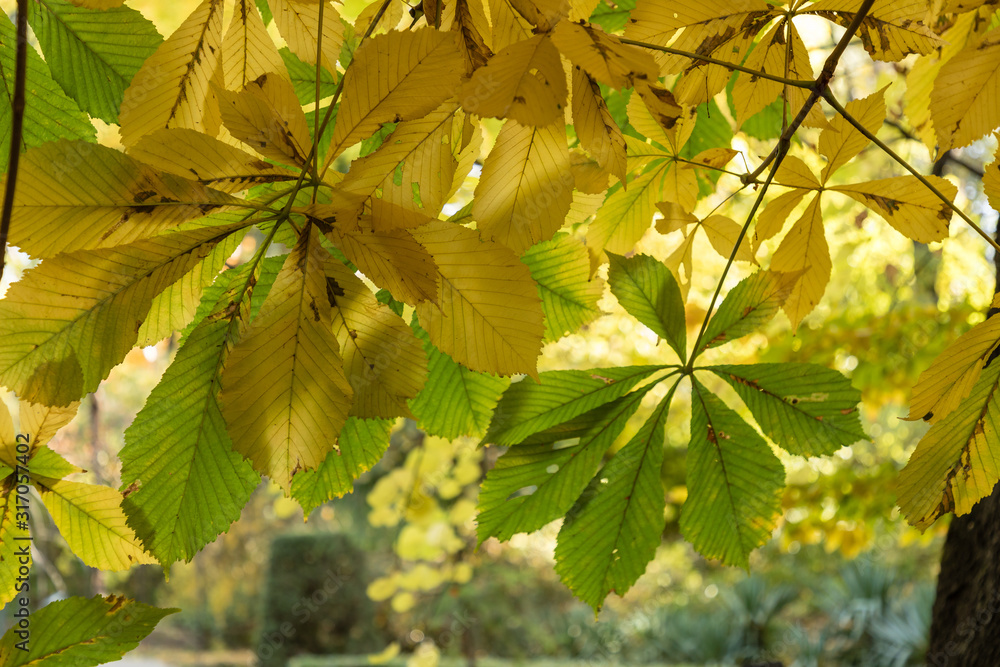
408, 325, 507, 439
681, 379, 784, 568
28, 445, 82, 479
555, 384, 674, 610
280, 46, 338, 105
0, 225, 244, 407
27, 0, 163, 123
699, 270, 798, 352
708, 363, 866, 457
290, 418, 394, 516
523, 233, 604, 342
0, 595, 176, 665
121, 262, 262, 568
478, 386, 653, 543
607, 253, 687, 360
589, 0, 636, 33
0, 13, 95, 173
897, 362, 1000, 530
483, 365, 664, 446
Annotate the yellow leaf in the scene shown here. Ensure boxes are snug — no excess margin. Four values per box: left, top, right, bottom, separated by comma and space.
904, 10, 986, 153
907, 314, 1000, 423
897, 363, 1000, 530
340, 102, 464, 221
118, 0, 225, 146
569, 151, 610, 194
473, 120, 573, 254
453, 0, 493, 72
326, 28, 463, 162
5, 140, 238, 258
655, 201, 697, 235
219, 225, 354, 490
572, 67, 626, 185
0, 490, 31, 606
732, 21, 825, 128
700, 215, 755, 264
271, 0, 344, 75
805, 0, 942, 62
19, 402, 80, 451
832, 176, 955, 243
459, 34, 567, 126
774, 155, 821, 190
770, 194, 829, 330
588, 143, 697, 258
753, 189, 807, 251
486, 0, 533, 50
355, 0, 405, 35
985, 138, 1000, 211
35, 478, 157, 569
624, 0, 777, 105
130, 128, 297, 193
550, 21, 658, 90
326, 261, 428, 418
330, 223, 439, 304
932, 26, 1000, 151
222, 0, 289, 90
665, 227, 696, 300
0, 226, 242, 407
818, 87, 886, 183
630, 81, 690, 152
216, 73, 313, 167
688, 147, 738, 172
412, 221, 544, 377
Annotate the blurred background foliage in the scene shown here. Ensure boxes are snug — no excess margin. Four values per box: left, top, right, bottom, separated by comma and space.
2, 1, 999, 666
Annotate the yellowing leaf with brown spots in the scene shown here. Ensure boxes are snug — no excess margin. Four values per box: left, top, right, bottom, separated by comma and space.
832, 176, 955, 244
907, 314, 1000, 424
216, 73, 313, 167
459, 34, 567, 126
770, 194, 829, 330
118, 0, 225, 146
219, 226, 354, 490
329, 223, 440, 304
326, 28, 463, 162
326, 261, 428, 419
805, 0, 941, 63
271, 0, 344, 75
624, 0, 778, 105
551, 21, 658, 90
130, 128, 297, 193
572, 68, 626, 185
454, 0, 493, 72
732, 21, 825, 128
221, 0, 288, 90
897, 362, 1000, 530
473, 120, 572, 254
5, 140, 238, 259
413, 221, 544, 378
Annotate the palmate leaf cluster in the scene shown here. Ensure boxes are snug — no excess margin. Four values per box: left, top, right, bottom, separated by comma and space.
0, 0, 999, 647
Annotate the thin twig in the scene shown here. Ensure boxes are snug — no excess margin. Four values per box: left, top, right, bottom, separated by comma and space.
822, 90, 1000, 255
744, 0, 877, 182
0, 0, 28, 286
687, 144, 787, 368
620, 37, 815, 89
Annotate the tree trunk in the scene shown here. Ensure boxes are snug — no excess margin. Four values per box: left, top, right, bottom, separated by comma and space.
925, 224, 1000, 666
927, 484, 1000, 666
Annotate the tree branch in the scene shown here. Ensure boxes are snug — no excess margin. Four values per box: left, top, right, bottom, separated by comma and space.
0, 0, 29, 287
822, 90, 1000, 255
619, 37, 815, 89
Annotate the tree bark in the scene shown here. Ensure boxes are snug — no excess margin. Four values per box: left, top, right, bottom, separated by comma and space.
927, 484, 1000, 666
925, 224, 1000, 666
